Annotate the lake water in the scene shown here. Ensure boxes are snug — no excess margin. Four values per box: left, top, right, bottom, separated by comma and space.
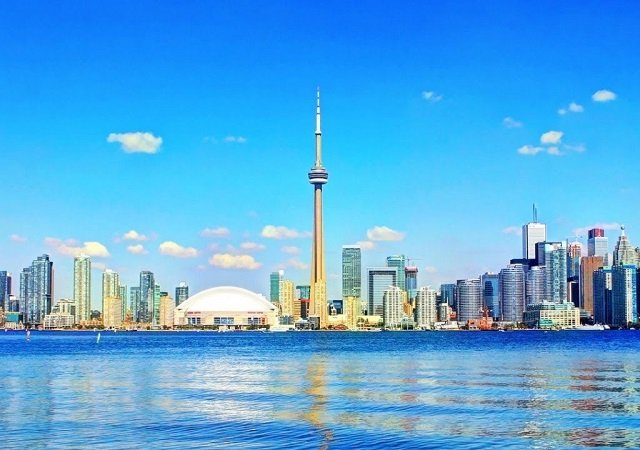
1, 330, 640, 449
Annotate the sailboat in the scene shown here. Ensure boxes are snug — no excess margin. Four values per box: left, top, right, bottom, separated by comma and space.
26, 329, 31, 341
96, 332, 101, 344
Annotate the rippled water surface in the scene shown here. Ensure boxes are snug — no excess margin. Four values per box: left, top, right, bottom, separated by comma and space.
2, 331, 640, 449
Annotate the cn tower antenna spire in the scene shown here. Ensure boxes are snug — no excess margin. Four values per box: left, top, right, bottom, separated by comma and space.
315, 87, 322, 166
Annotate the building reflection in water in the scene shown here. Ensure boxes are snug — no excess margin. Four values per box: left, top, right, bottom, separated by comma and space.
303, 355, 333, 449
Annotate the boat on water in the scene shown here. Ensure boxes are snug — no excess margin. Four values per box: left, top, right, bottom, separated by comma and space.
574, 324, 606, 331
268, 324, 296, 332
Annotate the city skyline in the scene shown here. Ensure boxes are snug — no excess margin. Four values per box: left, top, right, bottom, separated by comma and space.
1, 2, 639, 306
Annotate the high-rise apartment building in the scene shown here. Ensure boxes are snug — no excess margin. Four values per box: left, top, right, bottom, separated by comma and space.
382, 286, 406, 328
457, 278, 482, 324
102, 269, 120, 317
130, 286, 141, 322
415, 287, 437, 328
159, 292, 174, 328
525, 266, 545, 306
481, 273, 500, 319
341, 246, 361, 299
153, 284, 161, 325
270, 271, 283, 303
280, 280, 296, 318
103, 296, 123, 329
73, 255, 91, 324
386, 255, 407, 290
175, 282, 189, 306
21, 255, 54, 324
611, 264, 637, 327
367, 268, 397, 316
567, 241, 582, 279
580, 256, 604, 315
535, 241, 567, 303
119, 285, 128, 320
440, 284, 457, 310
500, 264, 525, 323
522, 205, 547, 260
139, 271, 155, 323
593, 266, 613, 324
405, 266, 418, 301
0, 271, 12, 311
613, 226, 636, 266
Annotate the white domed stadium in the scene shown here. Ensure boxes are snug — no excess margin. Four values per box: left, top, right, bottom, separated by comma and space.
174, 286, 278, 328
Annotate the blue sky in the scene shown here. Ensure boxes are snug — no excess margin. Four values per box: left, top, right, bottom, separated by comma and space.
1, 1, 639, 308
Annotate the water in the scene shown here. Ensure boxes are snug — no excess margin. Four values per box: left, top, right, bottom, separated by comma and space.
2, 330, 640, 449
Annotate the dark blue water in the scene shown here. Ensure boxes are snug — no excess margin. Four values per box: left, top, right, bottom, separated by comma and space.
1, 330, 640, 449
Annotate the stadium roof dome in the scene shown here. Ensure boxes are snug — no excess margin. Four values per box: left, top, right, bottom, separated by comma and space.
176, 286, 275, 313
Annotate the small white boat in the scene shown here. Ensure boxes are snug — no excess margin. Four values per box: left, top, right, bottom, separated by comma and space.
575, 324, 605, 331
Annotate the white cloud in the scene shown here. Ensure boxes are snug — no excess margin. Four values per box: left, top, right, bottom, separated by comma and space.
285, 258, 308, 270
281, 246, 301, 255
423, 265, 437, 273
201, 227, 231, 238
10, 234, 27, 243
355, 240, 376, 250
224, 136, 247, 143
366, 226, 405, 242
240, 241, 265, 251
569, 102, 584, 112
573, 222, 621, 237
517, 145, 544, 155
159, 241, 199, 258
261, 225, 310, 239
127, 244, 148, 255
547, 146, 562, 156
557, 108, 567, 115
209, 253, 261, 270
502, 226, 522, 236
592, 89, 617, 102
421, 91, 443, 103
45, 238, 110, 258
565, 143, 586, 153
540, 130, 563, 145
503, 116, 523, 128
107, 132, 162, 154
122, 230, 149, 241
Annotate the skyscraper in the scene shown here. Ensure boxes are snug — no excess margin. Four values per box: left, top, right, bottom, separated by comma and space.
119, 284, 128, 320
139, 271, 154, 323
588, 228, 609, 263
382, 286, 406, 328
580, 256, 604, 316
0, 271, 11, 311
613, 226, 636, 266
535, 241, 567, 303
440, 284, 457, 310
481, 273, 500, 319
73, 254, 91, 324
367, 267, 397, 316
130, 286, 141, 322
22, 255, 53, 324
102, 269, 120, 317
270, 271, 283, 303
280, 280, 296, 319
522, 205, 547, 260
567, 241, 582, 279
308, 89, 329, 329
525, 266, 546, 306
457, 278, 482, 324
341, 246, 361, 299
415, 286, 437, 328
386, 255, 407, 290
593, 266, 613, 324
175, 282, 189, 306
153, 284, 161, 325
500, 264, 525, 322
611, 264, 637, 326
404, 266, 418, 301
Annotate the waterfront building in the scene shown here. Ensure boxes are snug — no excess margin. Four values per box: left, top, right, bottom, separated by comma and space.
457, 278, 482, 324
593, 266, 613, 324
367, 267, 397, 316
613, 226, 637, 266
525, 266, 545, 306
568, 279, 580, 308
102, 269, 119, 319
522, 205, 547, 260
139, 271, 154, 323
73, 255, 91, 324
382, 286, 406, 328
500, 264, 525, 323
175, 282, 189, 306
415, 287, 437, 328
523, 302, 580, 329
386, 255, 407, 291
130, 286, 141, 322
280, 280, 296, 319
405, 266, 418, 301
580, 256, 604, 316
103, 296, 123, 329
611, 264, 637, 327
588, 228, 609, 263
270, 271, 283, 303
344, 296, 359, 330
342, 246, 361, 299
308, 90, 329, 329
481, 273, 500, 319
153, 284, 161, 325
0, 271, 11, 311
440, 284, 457, 310
535, 241, 567, 303
437, 302, 451, 322
43, 299, 76, 329
21, 255, 54, 324
567, 241, 582, 279
119, 285, 128, 320
174, 286, 278, 328
159, 292, 174, 328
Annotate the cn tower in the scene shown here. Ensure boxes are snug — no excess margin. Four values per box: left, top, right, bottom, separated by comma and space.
308, 89, 328, 329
